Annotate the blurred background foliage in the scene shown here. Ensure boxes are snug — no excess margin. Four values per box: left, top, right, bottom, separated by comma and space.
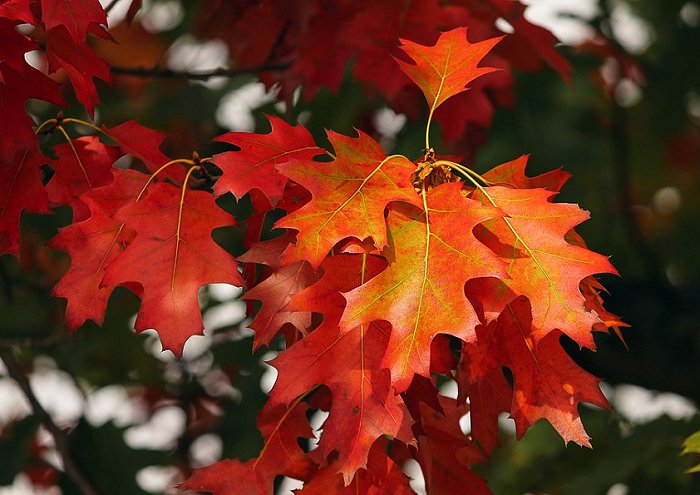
1, 0, 700, 493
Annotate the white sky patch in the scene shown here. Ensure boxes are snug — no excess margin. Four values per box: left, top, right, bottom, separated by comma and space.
609, 384, 697, 424
522, 0, 599, 45
136, 465, 180, 493
141, 0, 184, 33
260, 351, 278, 394
124, 405, 186, 450
216, 82, 280, 132
85, 385, 147, 427
0, 473, 62, 495
0, 378, 31, 426
166, 35, 230, 89
609, 2, 655, 54
28, 366, 85, 425
189, 433, 223, 467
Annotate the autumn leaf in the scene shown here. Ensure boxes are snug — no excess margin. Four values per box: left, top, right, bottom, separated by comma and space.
472, 185, 617, 348
212, 115, 323, 207
45, 136, 119, 221
394, 27, 501, 115
0, 149, 51, 257
275, 129, 419, 268
242, 261, 316, 350
102, 180, 242, 355
40, 0, 107, 43
50, 169, 145, 329
45, 26, 111, 115
297, 437, 413, 494
341, 183, 506, 391
270, 321, 412, 483
180, 400, 317, 495
466, 296, 608, 446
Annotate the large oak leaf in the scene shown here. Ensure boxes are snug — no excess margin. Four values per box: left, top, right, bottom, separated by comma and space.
270, 321, 411, 484
472, 186, 617, 348
466, 296, 608, 445
341, 183, 506, 392
50, 169, 145, 328
102, 181, 241, 355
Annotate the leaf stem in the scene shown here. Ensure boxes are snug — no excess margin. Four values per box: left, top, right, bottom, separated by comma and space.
136, 158, 210, 201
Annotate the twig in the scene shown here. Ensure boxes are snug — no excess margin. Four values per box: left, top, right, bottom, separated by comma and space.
103, 0, 121, 13
0, 348, 99, 495
109, 63, 291, 81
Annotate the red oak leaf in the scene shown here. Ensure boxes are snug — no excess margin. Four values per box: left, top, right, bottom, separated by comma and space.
270, 321, 412, 483
403, 384, 492, 495
45, 136, 119, 221
0, 18, 36, 71
466, 296, 608, 446
180, 400, 317, 495
0, 0, 34, 22
394, 27, 502, 115
50, 169, 146, 328
105, 120, 186, 182
45, 26, 111, 115
472, 185, 617, 348
341, 183, 506, 392
41, 0, 106, 43
242, 261, 317, 351
298, 437, 413, 494
285, 253, 387, 332
212, 115, 322, 207
0, 149, 50, 257
275, 129, 419, 268
482, 154, 571, 191
456, 350, 512, 456
102, 180, 242, 355
0, 63, 63, 162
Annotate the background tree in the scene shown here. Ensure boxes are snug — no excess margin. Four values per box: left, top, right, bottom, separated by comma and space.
0, 0, 699, 494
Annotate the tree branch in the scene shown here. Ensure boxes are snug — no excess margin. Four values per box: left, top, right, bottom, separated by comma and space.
109, 63, 291, 81
0, 348, 99, 495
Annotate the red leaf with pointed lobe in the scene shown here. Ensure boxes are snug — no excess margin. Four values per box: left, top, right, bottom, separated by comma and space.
298, 437, 413, 494
410, 392, 492, 495
45, 136, 119, 221
274, 130, 419, 269
45, 26, 111, 115
0, 149, 50, 257
270, 321, 412, 484
472, 186, 616, 348
0, 63, 63, 162
102, 181, 242, 355
180, 400, 317, 495
394, 27, 502, 114
50, 169, 145, 328
212, 115, 322, 207
105, 120, 186, 183
341, 183, 506, 392
0, 18, 36, 71
242, 261, 316, 351
285, 253, 387, 332
482, 154, 570, 191
41, 0, 106, 43
467, 296, 608, 446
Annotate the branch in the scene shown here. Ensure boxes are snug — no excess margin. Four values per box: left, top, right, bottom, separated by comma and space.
0, 348, 99, 495
110, 63, 291, 81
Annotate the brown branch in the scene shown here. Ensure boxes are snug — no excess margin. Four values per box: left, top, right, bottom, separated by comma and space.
103, 0, 122, 13
0, 348, 99, 495
110, 63, 291, 81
